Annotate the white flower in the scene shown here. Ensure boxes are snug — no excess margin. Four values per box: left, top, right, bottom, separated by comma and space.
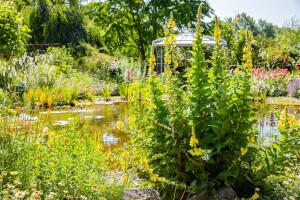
14, 179, 22, 185
58, 181, 65, 187
80, 195, 88, 200
15, 191, 26, 199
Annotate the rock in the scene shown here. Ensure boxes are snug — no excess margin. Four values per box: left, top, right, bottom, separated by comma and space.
123, 187, 161, 200
187, 186, 237, 200
217, 186, 237, 199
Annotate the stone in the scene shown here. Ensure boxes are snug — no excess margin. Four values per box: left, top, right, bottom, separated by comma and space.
123, 187, 161, 200
217, 186, 237, 199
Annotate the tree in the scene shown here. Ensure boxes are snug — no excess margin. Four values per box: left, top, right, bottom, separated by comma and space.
0, 2, 30, 59
25, 0, 88, 47
236, 13, 258, 36
256, 19, 277, 38
84, 0, 213, 60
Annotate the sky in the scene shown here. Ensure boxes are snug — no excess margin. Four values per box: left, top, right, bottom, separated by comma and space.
206, 0, 300, 27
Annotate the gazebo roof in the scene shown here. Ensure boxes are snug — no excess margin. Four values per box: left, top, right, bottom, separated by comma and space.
152, 31, 227, 47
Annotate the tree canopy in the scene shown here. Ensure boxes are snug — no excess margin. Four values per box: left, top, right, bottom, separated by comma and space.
0, 2, 30, 59
84, 0, 213, 60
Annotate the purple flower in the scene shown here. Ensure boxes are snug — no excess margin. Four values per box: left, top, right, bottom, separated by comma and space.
287, 79, 300, 97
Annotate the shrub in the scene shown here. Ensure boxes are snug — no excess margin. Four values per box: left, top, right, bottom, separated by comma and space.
0, 2, 30, 59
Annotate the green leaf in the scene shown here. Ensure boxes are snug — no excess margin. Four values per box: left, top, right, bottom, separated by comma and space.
272, 143, 282, 152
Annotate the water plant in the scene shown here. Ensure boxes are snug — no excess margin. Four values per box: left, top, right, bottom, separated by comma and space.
100, 82, 113, 101
119, 83, 129, 100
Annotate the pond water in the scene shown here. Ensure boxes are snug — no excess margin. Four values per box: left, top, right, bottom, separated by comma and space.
35, 102, 130, 150
20, 102, 300, 150
256, 103, 300, 138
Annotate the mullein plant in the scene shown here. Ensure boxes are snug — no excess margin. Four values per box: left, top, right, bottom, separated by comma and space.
130, 4, 259, 197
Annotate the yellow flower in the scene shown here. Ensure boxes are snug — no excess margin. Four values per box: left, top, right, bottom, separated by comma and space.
173, 60, 178, 68
149, 54, 156, 72
164, 29, 169, 36
47, 96, 53, 108
28, 89, 34, 101
40, 92, 46, 105
164, 52, 172, 65
165, 133, 171, 139
250, 192, 259, 200
189, 135, 199, 147
128, 116, 136, 125
167, 19, 176, 29
150, 174, 159, 182
31, 181, 37, 188
247, 136, 255, 143
116, 121, 124, 130
169, 34, 176, 44
10, 171, 18, 176
91, 184, 97, 191
189, 147, 203, 156
241, 147, 248, 156
235, 68, 241, 75
163, 37, 170, 45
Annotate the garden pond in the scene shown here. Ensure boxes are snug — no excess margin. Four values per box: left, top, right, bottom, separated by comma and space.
16, 100, 300, 150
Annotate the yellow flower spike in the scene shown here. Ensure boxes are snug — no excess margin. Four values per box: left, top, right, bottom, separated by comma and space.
40, 92, 46, 106
189, 135, 199, 148
214, 16, 221, 48
240, 147, 248, 156
250, 192, 259, 200
47, 96, 53, 108
149, 46, 156, 75
28, 89, 34, 101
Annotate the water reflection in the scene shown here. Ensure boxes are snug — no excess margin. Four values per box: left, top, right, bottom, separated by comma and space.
38, 102, 130, 150
255, 103, 300, 137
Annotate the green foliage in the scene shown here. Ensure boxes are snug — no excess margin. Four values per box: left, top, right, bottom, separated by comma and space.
46, 47, 74, 74
0, 2, 30, 59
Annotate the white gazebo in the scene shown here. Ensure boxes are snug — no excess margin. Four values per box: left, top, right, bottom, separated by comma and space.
152, 29, 227, 74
